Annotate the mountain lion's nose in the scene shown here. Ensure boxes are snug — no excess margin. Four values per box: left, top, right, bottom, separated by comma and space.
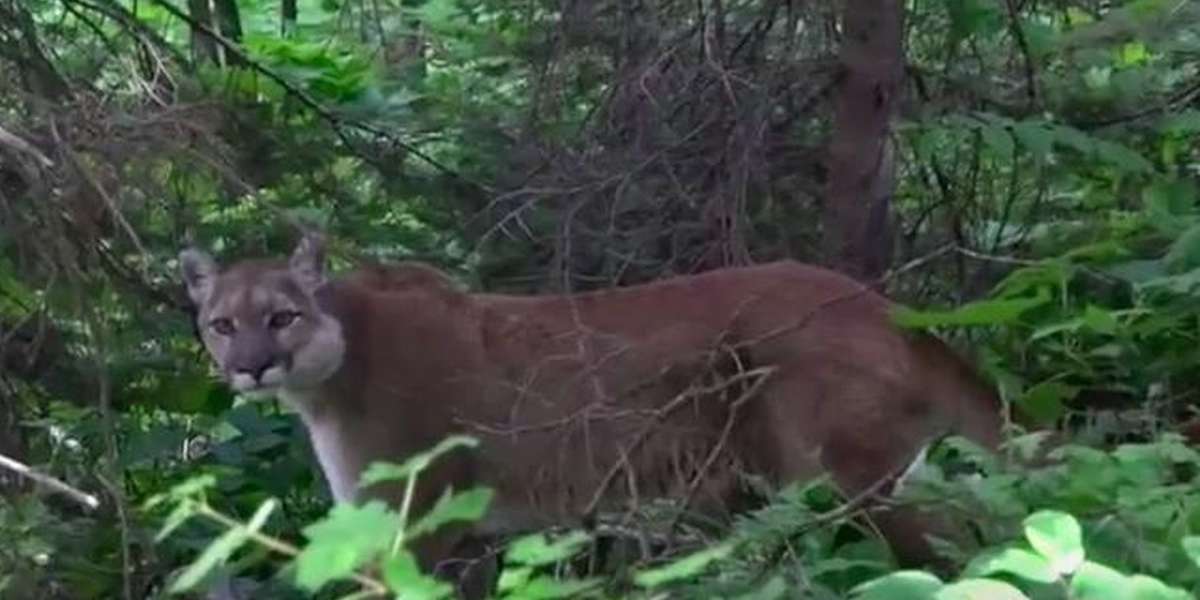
235, 358, 277, 382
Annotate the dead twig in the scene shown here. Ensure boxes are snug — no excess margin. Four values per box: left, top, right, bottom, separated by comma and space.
672, 363, 777, 528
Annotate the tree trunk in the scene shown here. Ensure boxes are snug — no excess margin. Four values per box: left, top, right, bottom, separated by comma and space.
214, 0, 244, 48
281, 0, 297, 36
821, 0, 905, 281
187, 0, 243, 67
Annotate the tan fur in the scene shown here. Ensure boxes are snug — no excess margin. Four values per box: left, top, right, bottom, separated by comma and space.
181, 235, 1003, 590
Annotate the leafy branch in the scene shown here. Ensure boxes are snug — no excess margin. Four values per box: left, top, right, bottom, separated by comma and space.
143, 0, 489, 193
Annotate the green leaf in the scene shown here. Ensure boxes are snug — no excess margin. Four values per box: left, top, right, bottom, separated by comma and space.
1128, 574, 1191, 600
1117, 42, 1149, 66
122, 425, 190, 468
499, 575, 602, 599
1019, 19, 1058, 59
417, 0, 465, 32
1158, 110, 1200, 135
506, 530, 592, 567
934, 579, 1028, 599
224, 404, 286, 435
981, 125, 1014, 159
381, 551, 454, 600
1024, 510, 1085, 575
633, 542, 735, 588
1068, 561, 1131, 599
946, 0, 1002, 43
1164, 223, 1200, 274
1064, 6, 1094, 25
154, 502, 197, 543
358, 435, 479, 488
143, 474, 217, 510
1093, 139, 1155, 174
1017, 380, 1077, 424
169, 499, 277, 593
158, 372, 224, 414
1104, 259, 1166, 284
1012, 121, 1054, 161
964, 547, 1059, 584
293, 501, 401, 592
1181, 536, 1200, 569
1049, 124, 1095, 156
892, 289, 1049, 328
1082, 305, 1119, 334
730, 576, 789, 600
408, 487, 494, 539
0, 256, 37, 311
915, 128, 946, 164
1144, 179, 1199, 234
497, 566, 533, 593
170, 527, 247, 592
850, 570, 944, 599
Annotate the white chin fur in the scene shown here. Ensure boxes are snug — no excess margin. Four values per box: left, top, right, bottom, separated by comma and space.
259, 365, 286, 387
240, 387, 280, 400
229, 368, 284, 399
230, 372, 258, 392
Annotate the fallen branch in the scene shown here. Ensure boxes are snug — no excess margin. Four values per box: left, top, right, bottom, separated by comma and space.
0, 452, 100, 510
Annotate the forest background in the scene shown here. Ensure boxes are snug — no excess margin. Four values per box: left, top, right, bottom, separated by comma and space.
3, 0, 1200, 598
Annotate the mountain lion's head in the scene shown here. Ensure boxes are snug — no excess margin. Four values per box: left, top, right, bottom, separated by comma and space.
179, 234, 345, 398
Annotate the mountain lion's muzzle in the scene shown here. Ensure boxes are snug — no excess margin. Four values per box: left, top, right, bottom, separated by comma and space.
224, 330, 291, 392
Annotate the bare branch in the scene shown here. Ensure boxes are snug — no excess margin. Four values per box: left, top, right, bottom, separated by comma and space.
0, 452, 100, 510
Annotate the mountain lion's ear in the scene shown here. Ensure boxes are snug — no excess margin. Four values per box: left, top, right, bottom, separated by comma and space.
289, 231, 326, 292
179, 248, 218, 305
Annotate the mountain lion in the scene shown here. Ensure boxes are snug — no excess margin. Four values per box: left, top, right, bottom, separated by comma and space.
180, 232, 1003, 592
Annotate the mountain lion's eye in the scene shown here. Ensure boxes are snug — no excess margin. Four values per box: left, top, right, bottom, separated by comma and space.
268, 310, 300, 329
209, 318, 235, 336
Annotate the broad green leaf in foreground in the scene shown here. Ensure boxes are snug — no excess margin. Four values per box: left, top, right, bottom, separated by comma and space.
154, 502, 197, 543
964, 546, 1058, 583
892, 289, 1049, 329
169, 499, 277, 593
633, 542, 734, 588
1016, 380, 1076, 425
358, 435, 479, 488
143, 474, 217, 510
506, 530, 592, 567
381, 551, 454, 600
407, 487, 494, 539
497, 566, 533, 593
1128, 574, 1192, 600
498, 575, 601, 599
1068, 561, 1130, 600
293, 500, 401, 592
1123, 573, 1190, 597
935, 579, 1028, 600
850, 570, 944, 599
1023, 510, 1084, 575
1182, 536, 1200, 569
